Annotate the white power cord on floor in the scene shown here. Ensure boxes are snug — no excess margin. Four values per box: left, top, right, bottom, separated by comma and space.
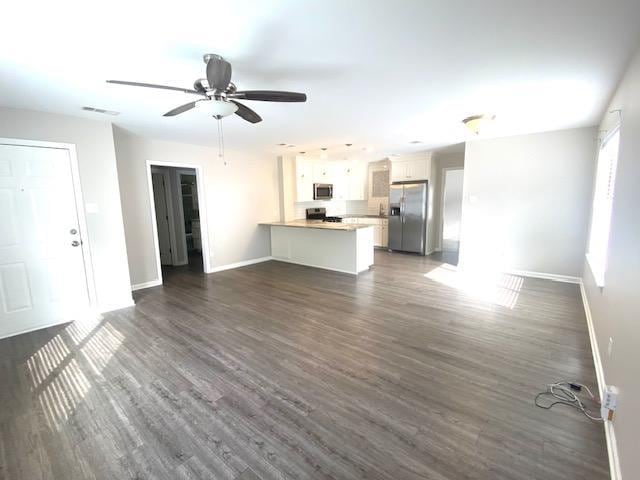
534, 381, 603, 421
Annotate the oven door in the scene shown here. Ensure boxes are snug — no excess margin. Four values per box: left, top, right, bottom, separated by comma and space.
313, 183, 333, 200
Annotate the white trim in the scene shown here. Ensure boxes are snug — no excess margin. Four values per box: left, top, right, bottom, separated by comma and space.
0, 316, 90, 340
271, 258, 361, 275
579, 281, 621, 480
504, 269, 581, 284
131, 279, 163, 291
210, 256, 273, 273
98, 299, 135, 313
586, 253, 606, 287
145, 162, 164, 287
0, 137, 99, 327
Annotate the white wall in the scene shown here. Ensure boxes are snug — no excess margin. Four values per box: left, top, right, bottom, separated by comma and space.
113, 127, 279, 286
0, 107, 133, 312
582, 46, 640, 480
459, 127, 595, 278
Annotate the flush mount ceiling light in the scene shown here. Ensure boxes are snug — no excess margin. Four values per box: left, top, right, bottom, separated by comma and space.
462, 114, 495, 135
196, 99, 238, 118
409, 140, 422, 144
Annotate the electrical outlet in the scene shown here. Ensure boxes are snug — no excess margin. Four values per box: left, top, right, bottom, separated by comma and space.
608, 337, 614, 357
601, 385, 619, 421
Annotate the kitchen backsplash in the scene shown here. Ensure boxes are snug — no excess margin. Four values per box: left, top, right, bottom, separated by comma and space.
294, 200, 369, 219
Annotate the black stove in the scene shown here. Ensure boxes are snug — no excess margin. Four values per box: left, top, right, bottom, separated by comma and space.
305, 207, 343, 223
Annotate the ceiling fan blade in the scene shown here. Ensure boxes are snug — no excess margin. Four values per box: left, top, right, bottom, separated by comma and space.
230, 90, 307, 102
206, 55, 232, 91
230, 100, 262, 123
107, 80, 201, 95
163, 101, 199, 117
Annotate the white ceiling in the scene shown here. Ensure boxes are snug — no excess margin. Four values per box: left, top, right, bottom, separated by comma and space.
1, 0, 639, 157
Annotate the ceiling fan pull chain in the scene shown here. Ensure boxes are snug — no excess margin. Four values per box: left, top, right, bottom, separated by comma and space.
221, 117, 227, 166
216, 115, 227, 166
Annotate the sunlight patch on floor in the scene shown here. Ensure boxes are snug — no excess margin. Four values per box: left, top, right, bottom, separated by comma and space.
26, 320, 124, 430
424, 264, 524, 309
80, 323, 124, 376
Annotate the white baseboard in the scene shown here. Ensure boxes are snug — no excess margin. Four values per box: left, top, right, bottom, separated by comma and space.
0, 318, 74, 340
505, 269, 581, 284
579, 281, 621, 480
271, 258, 359, 275
131, 279, 162, 291
209, 256, 273, 273
99, 298, 135, 313
0, 309, 103, 340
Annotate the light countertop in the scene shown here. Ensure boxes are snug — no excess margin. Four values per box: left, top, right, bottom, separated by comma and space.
260, 220, 374, 231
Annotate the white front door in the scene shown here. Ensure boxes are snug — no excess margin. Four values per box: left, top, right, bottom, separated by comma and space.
0, 144, 90, 338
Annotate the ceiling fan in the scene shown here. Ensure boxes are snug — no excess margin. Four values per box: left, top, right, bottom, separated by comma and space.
107, 54, 307, 124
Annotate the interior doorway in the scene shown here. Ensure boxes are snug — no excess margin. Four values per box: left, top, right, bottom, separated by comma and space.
177, 171, 203, 269
0, 139, 96, 339
147, 162, 210, 284
440, 168, 464, 265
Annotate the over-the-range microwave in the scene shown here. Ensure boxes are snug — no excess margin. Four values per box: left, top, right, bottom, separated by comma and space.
313, 183, 333, 200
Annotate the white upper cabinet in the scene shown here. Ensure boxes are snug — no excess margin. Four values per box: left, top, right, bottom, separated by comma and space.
390, 153, 432, 182
346, 160, 367, 201
330, 161, 348, 200
294, 157, 368, 202
312, 162, 331, 183
295, 157, 314, 202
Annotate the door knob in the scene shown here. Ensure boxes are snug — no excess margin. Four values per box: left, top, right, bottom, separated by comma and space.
71, 240, 81, 247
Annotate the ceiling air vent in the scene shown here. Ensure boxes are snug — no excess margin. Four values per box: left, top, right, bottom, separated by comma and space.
82, 106, 120, 116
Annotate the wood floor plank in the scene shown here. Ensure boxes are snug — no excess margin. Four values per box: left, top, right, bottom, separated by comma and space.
0, 251, 609, 479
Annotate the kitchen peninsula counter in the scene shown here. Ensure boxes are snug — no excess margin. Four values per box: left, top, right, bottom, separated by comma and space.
260, 220, 374, 274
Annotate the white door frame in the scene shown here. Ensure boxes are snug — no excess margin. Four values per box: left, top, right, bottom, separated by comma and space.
0, 137, 98, 313
145, 161, 211, 285
439, 166, 464, 251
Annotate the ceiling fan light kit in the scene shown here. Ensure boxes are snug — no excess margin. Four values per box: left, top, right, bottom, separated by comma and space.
196, 99, 238, 118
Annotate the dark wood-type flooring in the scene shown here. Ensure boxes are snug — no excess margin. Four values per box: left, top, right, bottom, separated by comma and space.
0, 251, 609, 479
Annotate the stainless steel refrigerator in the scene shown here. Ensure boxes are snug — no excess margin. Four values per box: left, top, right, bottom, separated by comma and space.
388, 181, 428, 254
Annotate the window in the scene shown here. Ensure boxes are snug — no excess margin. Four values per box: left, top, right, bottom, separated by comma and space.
587, 127, 620, 286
